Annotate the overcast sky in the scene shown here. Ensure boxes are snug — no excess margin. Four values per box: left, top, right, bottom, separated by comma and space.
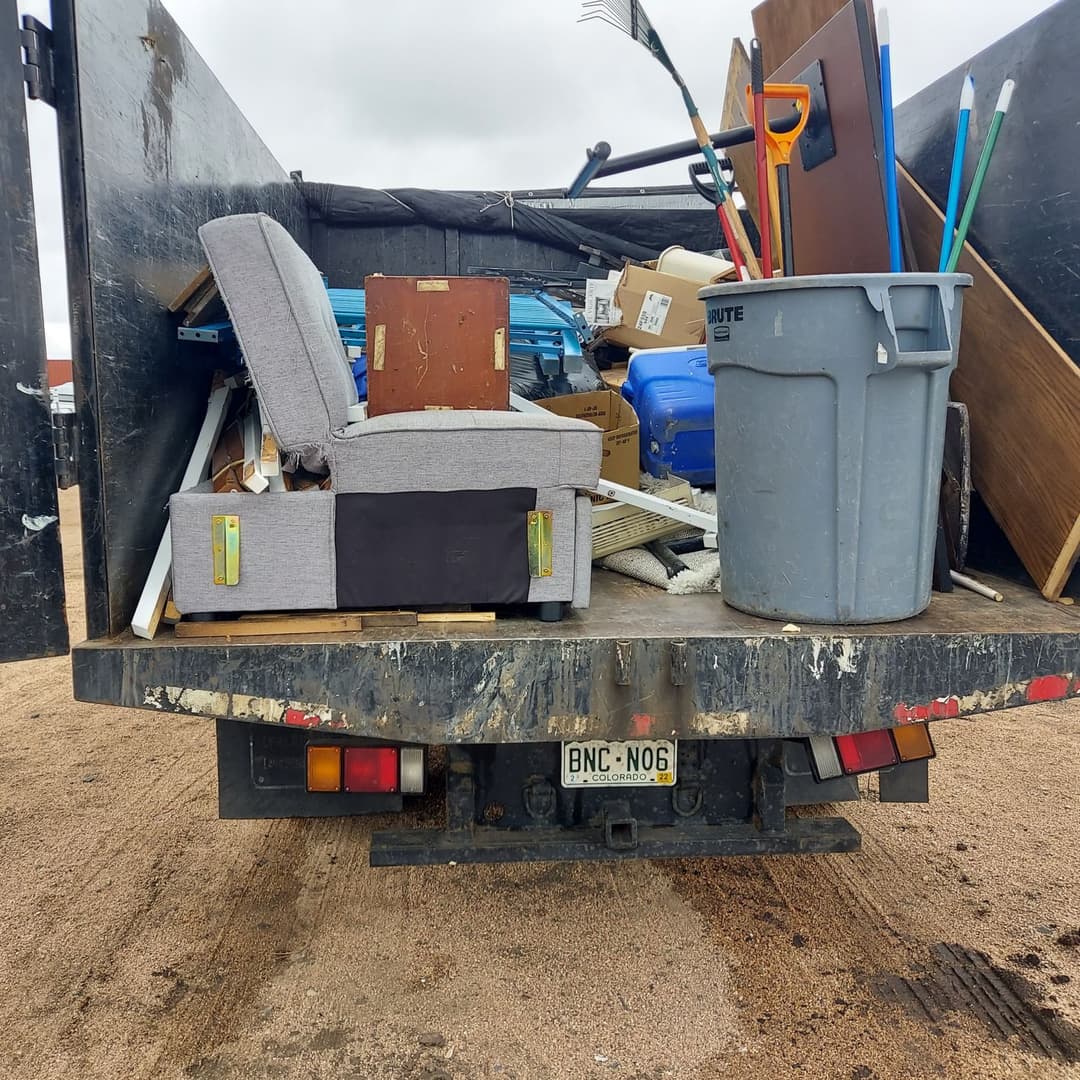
18, 0, 1055, 359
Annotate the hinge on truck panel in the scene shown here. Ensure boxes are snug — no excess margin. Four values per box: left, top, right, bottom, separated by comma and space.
21, 16, 56, 108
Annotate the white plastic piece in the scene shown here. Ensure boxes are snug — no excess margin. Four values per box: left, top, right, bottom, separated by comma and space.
960, 73, 975, 111
241, 405, 270, 494
591, 479, 718, 535
346, 402, 368, 423
131, 385, 232, 639
21, 513, 58, 531
656, 245, 735, 285
995, 78, 1015, 114
876, 342, 888, 365
950, 569, 1003, 602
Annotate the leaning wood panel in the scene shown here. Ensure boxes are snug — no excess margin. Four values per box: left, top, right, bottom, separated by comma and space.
751, 0, 857, 68
758, 1, 890, 276
899, 167, 1080, 600
720, 39, 761, 245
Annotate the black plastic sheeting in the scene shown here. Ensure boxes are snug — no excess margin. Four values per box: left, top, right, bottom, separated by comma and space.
510, 352, 605, 401
301, 184, 721, 263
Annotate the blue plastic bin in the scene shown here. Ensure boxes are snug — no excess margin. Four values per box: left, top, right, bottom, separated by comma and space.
621, 345, 715, 486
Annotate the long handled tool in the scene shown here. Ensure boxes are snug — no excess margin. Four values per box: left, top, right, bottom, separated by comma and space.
945, 79, 1015, 272
938, 75, 975, 271
878, 8, 903, 272
746, 83, 811, 277
580, 0, 761, 279
749, 39, 773, 278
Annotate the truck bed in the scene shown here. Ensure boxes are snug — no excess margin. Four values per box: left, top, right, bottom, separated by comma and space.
71, 569, 1080, 743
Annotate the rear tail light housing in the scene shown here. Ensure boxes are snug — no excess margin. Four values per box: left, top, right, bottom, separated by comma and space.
344, 746, 399, 793
306, 745, 343, 792
305, 742, 426, 794
807, 723, 935, 780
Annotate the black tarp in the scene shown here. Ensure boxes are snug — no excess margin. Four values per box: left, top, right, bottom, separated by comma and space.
301, 183, 721, 264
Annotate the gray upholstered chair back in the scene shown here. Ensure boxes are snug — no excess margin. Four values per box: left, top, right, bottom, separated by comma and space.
198, 213, 357, 454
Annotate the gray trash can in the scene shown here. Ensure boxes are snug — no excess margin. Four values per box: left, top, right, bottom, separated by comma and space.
700, 273, 972, 624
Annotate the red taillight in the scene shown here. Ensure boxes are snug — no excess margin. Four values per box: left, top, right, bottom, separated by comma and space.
343, 746, 399, 793
835, 729, 898, 774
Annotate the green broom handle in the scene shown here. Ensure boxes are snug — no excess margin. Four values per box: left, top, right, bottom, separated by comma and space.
946, 80, 1014, 273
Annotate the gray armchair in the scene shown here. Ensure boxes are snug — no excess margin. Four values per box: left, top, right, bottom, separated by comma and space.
169, 214, 600, 620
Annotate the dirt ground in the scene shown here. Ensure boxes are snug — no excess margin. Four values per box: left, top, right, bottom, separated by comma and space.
1, 488, 1078, 1080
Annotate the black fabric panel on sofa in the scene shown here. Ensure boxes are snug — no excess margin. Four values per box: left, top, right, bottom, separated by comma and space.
335, 489, 535, 608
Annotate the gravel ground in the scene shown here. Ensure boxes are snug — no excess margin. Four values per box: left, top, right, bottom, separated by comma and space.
1, 488, 1077, 1080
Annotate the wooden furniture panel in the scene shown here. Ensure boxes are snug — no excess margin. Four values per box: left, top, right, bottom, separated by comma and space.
365, 276, 509, 416
899, 168, 1080, 599
753, 0, 890, 276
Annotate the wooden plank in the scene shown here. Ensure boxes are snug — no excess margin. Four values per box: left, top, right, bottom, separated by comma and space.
416, 611, 496, 624
895, 0, 1080, 366
167, 264, 211, 313
355, 611, 419, 628
175, 613, 366, 638
756, 0, 890, 276
720, 38, 764, 261
898, 167, 1080, 600
182, 279, 227, 327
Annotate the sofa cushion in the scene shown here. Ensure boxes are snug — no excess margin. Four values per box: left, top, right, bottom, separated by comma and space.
328, 409, 602, 492
198, 214, 357, 455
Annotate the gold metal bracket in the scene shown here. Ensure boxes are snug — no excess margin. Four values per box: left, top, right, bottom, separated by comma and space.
527, 510, 553, 578
212, 514, 240, 585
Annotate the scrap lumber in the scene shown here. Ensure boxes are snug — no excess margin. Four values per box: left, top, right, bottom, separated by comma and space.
167, 264, 212, 313
416, 611, 496, 624
131, 383, 232, 639
175, 614, 366, 638
182, 278, 227, 327
898, 168, 1080, 599
720, 39, 766, 262
173, 609, 495, 638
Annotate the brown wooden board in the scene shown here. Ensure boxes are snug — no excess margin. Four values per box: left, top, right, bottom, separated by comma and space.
756, 0, 890, 276
752, 0, 862, 69
899, 167, 1080, 600
175, 614, 367, 638
365, 276, 510, 416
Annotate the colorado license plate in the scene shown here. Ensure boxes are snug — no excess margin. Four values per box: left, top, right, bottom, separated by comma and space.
561, 740, 677, 788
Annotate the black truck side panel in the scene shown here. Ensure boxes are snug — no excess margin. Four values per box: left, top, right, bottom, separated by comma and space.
52, 0, 309, 638
0, 1, 68, 661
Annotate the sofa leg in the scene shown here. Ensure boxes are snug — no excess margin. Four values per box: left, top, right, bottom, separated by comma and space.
537, 601, 565, 623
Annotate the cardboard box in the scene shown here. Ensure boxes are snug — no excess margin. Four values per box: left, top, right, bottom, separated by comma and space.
600, 264, 707, 351
584, 271, 621, 328
539, 389, 639, 495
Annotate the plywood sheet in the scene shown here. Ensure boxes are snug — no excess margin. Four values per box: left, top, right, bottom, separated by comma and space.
720, 39, 760, 239
752, 0, 856, 69
754, 0, 890, 275
899, 167, 1080, 599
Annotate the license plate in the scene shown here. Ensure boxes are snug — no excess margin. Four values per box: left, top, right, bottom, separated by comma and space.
561, 739, 677, 788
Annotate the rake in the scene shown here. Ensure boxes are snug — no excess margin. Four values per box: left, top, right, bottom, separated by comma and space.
580, 0, 760, 279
